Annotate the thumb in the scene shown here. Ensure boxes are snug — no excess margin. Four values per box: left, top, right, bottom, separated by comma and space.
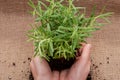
80, 44, 91, 64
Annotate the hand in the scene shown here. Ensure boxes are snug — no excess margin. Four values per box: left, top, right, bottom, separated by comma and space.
60, 44, 91, 80
30, 44, 91, 80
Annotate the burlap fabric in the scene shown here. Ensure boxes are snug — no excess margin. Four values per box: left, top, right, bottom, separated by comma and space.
0, 0, 120, 80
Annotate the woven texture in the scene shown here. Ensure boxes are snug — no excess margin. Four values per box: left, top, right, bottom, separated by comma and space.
0, 0, 120, 80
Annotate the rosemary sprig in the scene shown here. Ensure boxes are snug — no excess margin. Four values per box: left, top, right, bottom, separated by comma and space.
28, 0, 112, 61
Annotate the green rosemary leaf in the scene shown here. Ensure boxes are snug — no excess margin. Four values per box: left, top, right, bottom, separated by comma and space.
49, 39, 54, 56
38, 0, 48, 9
28, 0, 35, 9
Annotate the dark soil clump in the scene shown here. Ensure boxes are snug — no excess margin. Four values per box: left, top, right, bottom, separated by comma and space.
48, 57, 75, 71
87, 74, 92, 80
28, 57, 31, 62
107, 61, 109, 64
29, 72, 34, 80
12, 62, 16, 66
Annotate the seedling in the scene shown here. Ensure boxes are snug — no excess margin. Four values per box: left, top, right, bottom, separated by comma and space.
28, 0, 112, 70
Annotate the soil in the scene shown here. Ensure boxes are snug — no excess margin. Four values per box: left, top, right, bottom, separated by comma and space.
29, 72, 34, 80
12, 62, 16, 66
48, 57, 76, 71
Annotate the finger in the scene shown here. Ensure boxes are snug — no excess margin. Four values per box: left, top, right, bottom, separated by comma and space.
52, 71, 59, 80
76, 43, 86, 57
76, 44, 91, 71
33, 56, 52, 75
83, 61, 91, 80
71, 59, 91, 80
60, 69, 69, 80
85, 60, 91, 74
79, 43, 86, 53
81, 44, 91, 61
30, 60, 37, 78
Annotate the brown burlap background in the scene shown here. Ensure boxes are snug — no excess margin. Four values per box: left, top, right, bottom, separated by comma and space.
0, 0, 120, 80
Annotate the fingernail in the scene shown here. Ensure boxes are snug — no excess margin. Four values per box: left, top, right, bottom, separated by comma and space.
86, 44, 92, 49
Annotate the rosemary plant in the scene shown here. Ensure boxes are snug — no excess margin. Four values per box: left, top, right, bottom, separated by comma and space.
28, 0, 112, 61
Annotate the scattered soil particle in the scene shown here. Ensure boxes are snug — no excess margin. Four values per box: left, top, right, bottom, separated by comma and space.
94, 65, 98, 69
91, 59, 93, 62
107, 61, 109, 64
12, 62, 16, 66
21, 70, 23, 72
23, 61, 26, 64
92, 64, 98, 69
99, 62, 102, 65
106, 57, 109, 60
25, 74, 27, 76
28, 57, 31, 62
27, 71, 30, 73
98, 70, 100, 72
93, 64, 95, 66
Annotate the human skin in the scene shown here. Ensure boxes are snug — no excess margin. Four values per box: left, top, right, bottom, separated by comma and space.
30, 44, 91, 80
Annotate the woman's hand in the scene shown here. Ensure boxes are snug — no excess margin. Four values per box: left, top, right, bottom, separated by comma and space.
60, 44, 91, 80
30, 44, 91, 80
30, 57, 59, 80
